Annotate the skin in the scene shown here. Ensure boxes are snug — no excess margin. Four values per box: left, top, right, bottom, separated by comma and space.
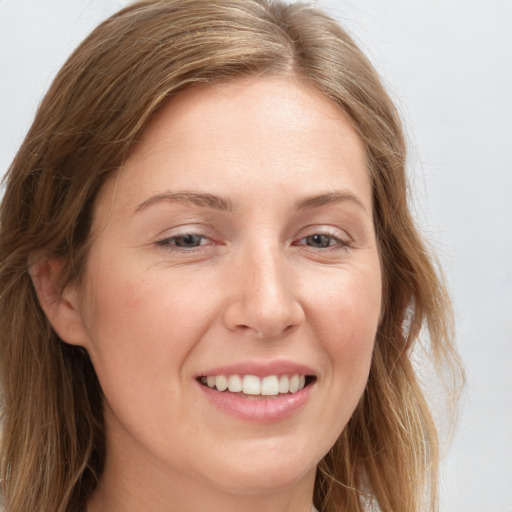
36, 77, 382, 512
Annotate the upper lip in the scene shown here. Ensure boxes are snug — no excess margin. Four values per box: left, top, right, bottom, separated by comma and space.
197, 359, 316, 378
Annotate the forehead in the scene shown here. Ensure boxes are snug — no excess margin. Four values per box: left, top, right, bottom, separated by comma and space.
131, 76, 364, 162
96, 76, 371, 218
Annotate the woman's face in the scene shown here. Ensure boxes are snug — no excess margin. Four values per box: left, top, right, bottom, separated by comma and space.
76, 77, 381, 498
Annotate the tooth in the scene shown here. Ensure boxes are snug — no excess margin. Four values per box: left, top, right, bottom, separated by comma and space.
261, 375, 279, 395
216, 375, 228, 391
210, 373, 307, 395
278, 375, 290, 393
242, 375, 261, 395
289, 374, 300, 393
228, 375, 242, 392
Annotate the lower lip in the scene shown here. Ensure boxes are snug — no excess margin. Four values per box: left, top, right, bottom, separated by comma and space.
198, 381, 313, 423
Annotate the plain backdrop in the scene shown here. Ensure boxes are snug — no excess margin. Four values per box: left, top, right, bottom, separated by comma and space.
1, 1, 511, 511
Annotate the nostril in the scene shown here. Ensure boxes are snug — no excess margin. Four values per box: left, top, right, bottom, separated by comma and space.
222, 293, 305, 338
234, 324, 251, 332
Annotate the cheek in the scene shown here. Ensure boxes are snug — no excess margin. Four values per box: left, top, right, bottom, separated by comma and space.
80, 267, 225, 457
287, 262, 381, 461
81, 265, 212, 398
87, 265, 206, 341
314, 263, 380, 333
308, 262, 381, 385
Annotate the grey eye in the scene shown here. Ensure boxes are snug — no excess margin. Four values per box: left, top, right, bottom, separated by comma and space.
305, 234, 335, 248
172, 234, 205, 247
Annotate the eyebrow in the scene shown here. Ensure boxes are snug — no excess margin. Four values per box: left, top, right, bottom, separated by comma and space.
135, 191, 235, 213
295, 191, 368, 214
134, 189, 367, 215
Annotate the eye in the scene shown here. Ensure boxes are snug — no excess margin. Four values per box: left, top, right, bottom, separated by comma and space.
157, 233, 210, 249
303, 234, 338, 248
295, 232, 350, 250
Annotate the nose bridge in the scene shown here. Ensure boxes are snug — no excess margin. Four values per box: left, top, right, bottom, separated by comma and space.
249, 245, 289, 311
224, 239, 304, 338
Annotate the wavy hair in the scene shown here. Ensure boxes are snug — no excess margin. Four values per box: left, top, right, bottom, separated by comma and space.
0, 1, 463, 511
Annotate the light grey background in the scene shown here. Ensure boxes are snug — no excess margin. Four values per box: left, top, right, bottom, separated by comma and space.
1, 1, 511, 511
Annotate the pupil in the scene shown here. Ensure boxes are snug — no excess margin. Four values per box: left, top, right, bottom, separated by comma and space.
176, 234, 201, 247
308, 234, 330, 248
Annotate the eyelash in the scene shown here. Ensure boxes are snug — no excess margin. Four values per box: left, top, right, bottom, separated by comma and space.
156, 233, 212, 250
293, 233, 352, 251
155, 231, 351, 252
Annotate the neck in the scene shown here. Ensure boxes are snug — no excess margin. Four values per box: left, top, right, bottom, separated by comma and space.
87, 433, 316, 512
88, 468, 316, 512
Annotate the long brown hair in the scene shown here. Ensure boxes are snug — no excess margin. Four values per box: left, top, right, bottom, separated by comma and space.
0, 1, 463, 511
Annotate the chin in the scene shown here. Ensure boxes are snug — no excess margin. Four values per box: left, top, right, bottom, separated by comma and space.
198, 437, 322, 495
212, 464, 315, 496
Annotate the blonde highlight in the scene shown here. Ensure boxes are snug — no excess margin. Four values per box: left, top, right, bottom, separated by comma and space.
0, 1, 463, 511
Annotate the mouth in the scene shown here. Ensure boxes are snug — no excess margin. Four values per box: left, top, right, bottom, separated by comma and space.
197, 374, 317, 399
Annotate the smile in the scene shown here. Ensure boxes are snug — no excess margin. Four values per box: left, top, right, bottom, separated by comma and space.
198, 374, 313, 396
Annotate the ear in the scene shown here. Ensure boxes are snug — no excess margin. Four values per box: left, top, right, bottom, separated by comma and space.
29, 255, 91, 348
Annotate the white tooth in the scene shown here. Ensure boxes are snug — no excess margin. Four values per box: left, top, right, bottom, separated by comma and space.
278, 375, 290, 394
242, 375, 261, 395
261, 375, 279, 395
298, 375, 306, 391
228, 375, 242, 392
289, 374, 300, 393
206, 376, 216, 388
216, 375, 228, 391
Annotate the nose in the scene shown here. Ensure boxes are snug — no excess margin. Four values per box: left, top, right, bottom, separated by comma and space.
222, 247, 305, 339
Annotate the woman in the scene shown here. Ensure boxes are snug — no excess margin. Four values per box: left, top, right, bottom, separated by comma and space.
0, 1, 463, 511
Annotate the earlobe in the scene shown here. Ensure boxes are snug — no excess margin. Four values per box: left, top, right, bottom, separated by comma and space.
28, 256, 90, 348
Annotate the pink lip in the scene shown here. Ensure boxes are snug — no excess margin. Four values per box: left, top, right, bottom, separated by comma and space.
196, 359, 316, 423
198, 381, 313, 423
197, 360, 316, 378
